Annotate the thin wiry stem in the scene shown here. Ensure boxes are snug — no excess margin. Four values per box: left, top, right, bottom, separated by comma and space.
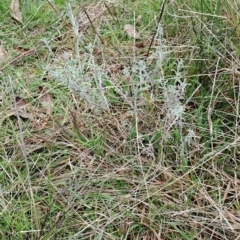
8, 75, 40, 237
146, 0, 166, 56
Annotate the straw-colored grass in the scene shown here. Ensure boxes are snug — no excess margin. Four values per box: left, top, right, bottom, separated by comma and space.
1, 0, 240, 239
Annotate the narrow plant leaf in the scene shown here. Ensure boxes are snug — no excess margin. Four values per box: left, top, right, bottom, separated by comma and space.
0, 45, 8, 66
38, 86, 54, 116
16, 109, 34, 120
0, 97, 34, 125
13, 96, 34, 120
15, 96, 29, 108
0, 109, 33, 125
0, 96, 49, 127
124, 24, 140, 39
10, 0, 23, 23
136, 15, 142, 26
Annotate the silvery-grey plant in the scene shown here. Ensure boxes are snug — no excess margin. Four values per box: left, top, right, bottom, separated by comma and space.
47, 46, 110, 113
162, 59, 187, 129
45, 4, 191, 147
122, 25, 187, 132
45, 5, 109, 113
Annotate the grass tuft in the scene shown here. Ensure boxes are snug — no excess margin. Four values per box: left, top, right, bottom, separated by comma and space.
1, 0, 240, 239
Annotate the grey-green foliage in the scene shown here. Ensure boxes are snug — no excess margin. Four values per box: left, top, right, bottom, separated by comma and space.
46, 19, 188, 127
46, 3, 109, 113
162, 59, 187, 125
47, 44, 109, 113
123, 25, 187, 128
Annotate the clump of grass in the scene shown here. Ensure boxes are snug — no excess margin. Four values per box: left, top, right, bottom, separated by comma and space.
1, 0, 240, 239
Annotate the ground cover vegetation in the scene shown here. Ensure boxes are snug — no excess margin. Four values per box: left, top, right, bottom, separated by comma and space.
1, 0, 240, 239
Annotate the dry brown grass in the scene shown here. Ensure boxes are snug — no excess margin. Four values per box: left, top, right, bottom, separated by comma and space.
1, 0, 240, 239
